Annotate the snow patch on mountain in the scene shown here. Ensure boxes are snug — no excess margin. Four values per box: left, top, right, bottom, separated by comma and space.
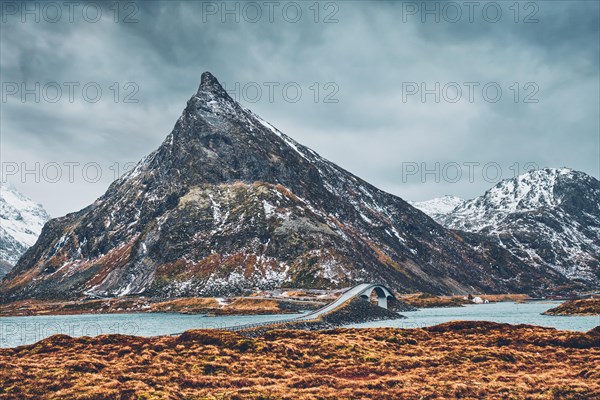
409, 195, 464, 223
424, 168, 600, 286
0, 183, 50, 266
442, 168, 575, 232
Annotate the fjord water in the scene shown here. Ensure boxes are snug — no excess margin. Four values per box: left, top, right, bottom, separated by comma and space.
0, 302, 597, 348
347, 301, 600, 331
0, 312, 306, 348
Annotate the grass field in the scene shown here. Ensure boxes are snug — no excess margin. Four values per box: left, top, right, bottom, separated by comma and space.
1, 321, 598, 399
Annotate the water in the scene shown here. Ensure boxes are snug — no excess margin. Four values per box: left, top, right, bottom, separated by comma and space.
0, 312, 306, 348
0, 301, 597, 348
346, 301, 600, 332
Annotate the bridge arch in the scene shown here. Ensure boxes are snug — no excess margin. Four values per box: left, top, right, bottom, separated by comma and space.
357, 283, 395, 310
226, 283, 399, 329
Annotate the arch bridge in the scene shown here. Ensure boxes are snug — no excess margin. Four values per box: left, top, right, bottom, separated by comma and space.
182, 283, 398, 334
295, 283, 396, 321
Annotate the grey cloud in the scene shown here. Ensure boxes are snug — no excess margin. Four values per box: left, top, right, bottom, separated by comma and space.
0, 0, 598, 216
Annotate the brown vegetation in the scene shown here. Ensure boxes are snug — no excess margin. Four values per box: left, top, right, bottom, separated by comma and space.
0, 297, 324, 317
151, 297, 321, 316
0, 291, 533, 316
483, 293, 531, 302
0, 321, 598, 399
213, 298, 283, 315
400, 293, 469, 308
400, 292, 530, 308
544, 298, 600, 316
0, 298, 152, 316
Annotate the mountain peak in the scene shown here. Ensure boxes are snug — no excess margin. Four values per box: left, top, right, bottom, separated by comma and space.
2, 74, 580, 300
436, 168, 600, 286
197, 71, 230, 98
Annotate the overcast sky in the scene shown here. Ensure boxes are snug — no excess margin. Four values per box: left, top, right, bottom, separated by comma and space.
1, 0, 599, 217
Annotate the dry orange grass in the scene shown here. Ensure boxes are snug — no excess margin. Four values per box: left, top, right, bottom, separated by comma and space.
481, 293, 530, 302
151, 297, 221, 313
544, 298, 600, 316
0, 298, 153, 316
152, 297, 312, 315
219, 298, 282, 314
0, 297, 323, 317
400, 293, 469, 308
400, 293, 531, 308
0, 321, 598, 399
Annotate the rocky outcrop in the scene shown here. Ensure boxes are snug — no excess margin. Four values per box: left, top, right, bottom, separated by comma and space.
387, 297, 418, 312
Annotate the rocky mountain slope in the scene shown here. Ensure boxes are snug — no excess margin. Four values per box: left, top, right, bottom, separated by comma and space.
418, 169, 600, 288
0, 73, 573, 302
0, 184, 50, 276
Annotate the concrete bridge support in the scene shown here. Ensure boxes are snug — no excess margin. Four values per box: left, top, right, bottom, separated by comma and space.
358, 285, 394, 310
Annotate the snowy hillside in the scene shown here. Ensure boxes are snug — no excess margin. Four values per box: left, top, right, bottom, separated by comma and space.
0, 183, 50, 267
426, 168, 600, 287
441, 169, 580, 232
409, 196, 464, 223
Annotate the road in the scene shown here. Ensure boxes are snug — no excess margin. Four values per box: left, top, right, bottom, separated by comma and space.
295, 283, 376, 321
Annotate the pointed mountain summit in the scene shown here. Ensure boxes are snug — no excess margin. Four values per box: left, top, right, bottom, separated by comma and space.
198, 71, 233, 98
1, 74, 574, 302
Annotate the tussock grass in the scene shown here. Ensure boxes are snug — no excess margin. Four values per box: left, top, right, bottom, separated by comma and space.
0, 321, 598, 399
544, 298, 600, 316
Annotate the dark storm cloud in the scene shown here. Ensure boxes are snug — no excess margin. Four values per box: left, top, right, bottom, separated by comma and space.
1, 0, 598, 216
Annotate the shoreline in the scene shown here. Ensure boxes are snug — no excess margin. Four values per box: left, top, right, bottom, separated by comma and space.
2, 300, 597, 349
0, 296, 326, 318
543, 297, 600, 316
0, 292, 542, 318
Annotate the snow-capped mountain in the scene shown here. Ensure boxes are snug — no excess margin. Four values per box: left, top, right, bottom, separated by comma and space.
0, 183, 50, 272
409, 196, 464, 223
429, 168, 599, 287
0, 73, 573, 302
